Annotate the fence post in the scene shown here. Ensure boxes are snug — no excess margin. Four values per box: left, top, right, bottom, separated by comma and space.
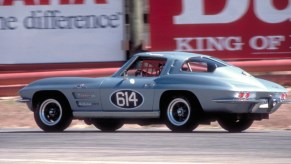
128, 0, 144, 57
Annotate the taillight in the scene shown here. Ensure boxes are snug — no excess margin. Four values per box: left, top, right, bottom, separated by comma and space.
236, 92, 251, 100
238, 92, 244, 99
245, 92, 250, 99
281, 93, 287, 100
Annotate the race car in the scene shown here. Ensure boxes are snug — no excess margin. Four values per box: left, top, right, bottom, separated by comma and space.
18, 52, 290, 132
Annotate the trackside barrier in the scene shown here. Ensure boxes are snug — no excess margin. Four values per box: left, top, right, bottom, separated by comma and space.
0, 68, 119, 97
230, 59, 291, 72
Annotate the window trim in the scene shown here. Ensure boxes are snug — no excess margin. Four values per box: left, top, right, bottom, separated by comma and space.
180, 57, 226, 73
121, 56, 167, 77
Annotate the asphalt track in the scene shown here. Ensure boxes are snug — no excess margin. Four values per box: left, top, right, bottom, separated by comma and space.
0, 128, 290, 164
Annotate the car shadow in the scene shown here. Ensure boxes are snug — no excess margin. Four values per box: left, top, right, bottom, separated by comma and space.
0, 128, 268, 134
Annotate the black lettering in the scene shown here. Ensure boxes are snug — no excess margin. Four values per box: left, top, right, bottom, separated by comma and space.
35, 10, 43, 29
0, 16, 18, 30
22, 10, 123, 30
56, 16, 69, 29
6, 17, 17, 29
99, 15, 109, 28
66, 16, 74, 29
74, 16, 86, 29
24, 12, 35, 29
43, 10, 60, 29
109, 13, 120, 28
84, 15, 96, 28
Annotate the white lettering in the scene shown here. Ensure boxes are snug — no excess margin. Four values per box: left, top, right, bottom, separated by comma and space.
116, 92, 125, 106
174, 0, 249, 24
254, 0, 291, 23
174, 38, 195, 51
267, 36, 285, 49
250, 35, 285, 50
174, 0, 291, 24
224, 37, 244, 51
115, 91, 139, 107
207, 37, 224, 51
128, 92, 138, 107
175, 36, 243, 51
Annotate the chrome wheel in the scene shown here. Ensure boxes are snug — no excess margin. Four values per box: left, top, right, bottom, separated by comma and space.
167, 98, 191, 126
164, 96, 199, 132
34, 95, 72, 132
39, 99, 63, 126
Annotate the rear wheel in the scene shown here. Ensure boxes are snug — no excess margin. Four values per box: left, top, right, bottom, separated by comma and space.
34, 96, 72, 132
164, 96, 199, 132
93, 119, 124, 132
218, 118, 253, 133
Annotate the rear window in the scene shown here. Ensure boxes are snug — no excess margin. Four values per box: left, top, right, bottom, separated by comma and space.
181, 57, 226, 73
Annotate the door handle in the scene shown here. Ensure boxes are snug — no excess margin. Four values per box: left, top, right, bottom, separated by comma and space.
144, 82, 156, 87
75, 84, 87, 89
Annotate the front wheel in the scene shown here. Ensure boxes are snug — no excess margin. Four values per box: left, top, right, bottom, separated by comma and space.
34, 97, 72, 132
164, 96, 199, 132
218, 118, 253, 133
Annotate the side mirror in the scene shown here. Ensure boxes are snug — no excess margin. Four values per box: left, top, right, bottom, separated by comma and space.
123, 71, 128, 80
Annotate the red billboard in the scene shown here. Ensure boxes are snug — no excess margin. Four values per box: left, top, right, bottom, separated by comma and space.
149, 0, 291, 59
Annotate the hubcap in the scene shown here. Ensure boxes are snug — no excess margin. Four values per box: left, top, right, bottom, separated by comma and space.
177, 108, 184, 117
39, 99, 62, 126
167, 98, 191, 126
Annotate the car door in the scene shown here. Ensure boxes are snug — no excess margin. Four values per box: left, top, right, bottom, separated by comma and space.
100, 76, 156, 111
99, 57, 167, 112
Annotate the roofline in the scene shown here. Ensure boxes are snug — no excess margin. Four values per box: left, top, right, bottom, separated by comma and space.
134, 51, 209, 61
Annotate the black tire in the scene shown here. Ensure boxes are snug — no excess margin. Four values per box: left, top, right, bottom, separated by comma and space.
218, 118, 253, 133
34, 96, 72, 132
93, 119, 123, 132
163, 96, 199, 132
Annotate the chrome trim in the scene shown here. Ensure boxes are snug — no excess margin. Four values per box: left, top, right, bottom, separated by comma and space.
16, 98, 31, 103
73, 111, 160, 118
213, 99, 267, 104
212, 98, 283, 113
74, 84, 87, 89
282, 100, 291, 104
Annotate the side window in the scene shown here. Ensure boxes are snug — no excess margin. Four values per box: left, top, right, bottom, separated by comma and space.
139, 60, 165, 77
125, 58, 166, 77
126, 60, 142, 76
183, 62, 208, 72
182, 61, 208, 72
181, 57, 221, 73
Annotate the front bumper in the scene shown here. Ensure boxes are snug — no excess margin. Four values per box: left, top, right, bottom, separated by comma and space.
16, 98, 33, 111
213, 98, 291, 113
16, 98, 30, 103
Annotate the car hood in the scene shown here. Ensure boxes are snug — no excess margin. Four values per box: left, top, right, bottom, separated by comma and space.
25, 77, 107, 89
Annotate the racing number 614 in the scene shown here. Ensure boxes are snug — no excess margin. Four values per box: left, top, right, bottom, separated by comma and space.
116, 91, 138, 107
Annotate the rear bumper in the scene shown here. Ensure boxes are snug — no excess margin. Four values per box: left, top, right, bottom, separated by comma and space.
282, 100, 291, 104
213, 98, 289, 113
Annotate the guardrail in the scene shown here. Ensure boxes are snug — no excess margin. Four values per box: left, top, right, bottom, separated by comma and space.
0, 68, 119, 97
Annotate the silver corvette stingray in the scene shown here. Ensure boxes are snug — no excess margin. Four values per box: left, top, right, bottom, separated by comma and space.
18, 52, 290, 132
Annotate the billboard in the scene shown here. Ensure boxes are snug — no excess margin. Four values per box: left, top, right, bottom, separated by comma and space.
150, 0, 291, 59
0, 0, 125, 64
